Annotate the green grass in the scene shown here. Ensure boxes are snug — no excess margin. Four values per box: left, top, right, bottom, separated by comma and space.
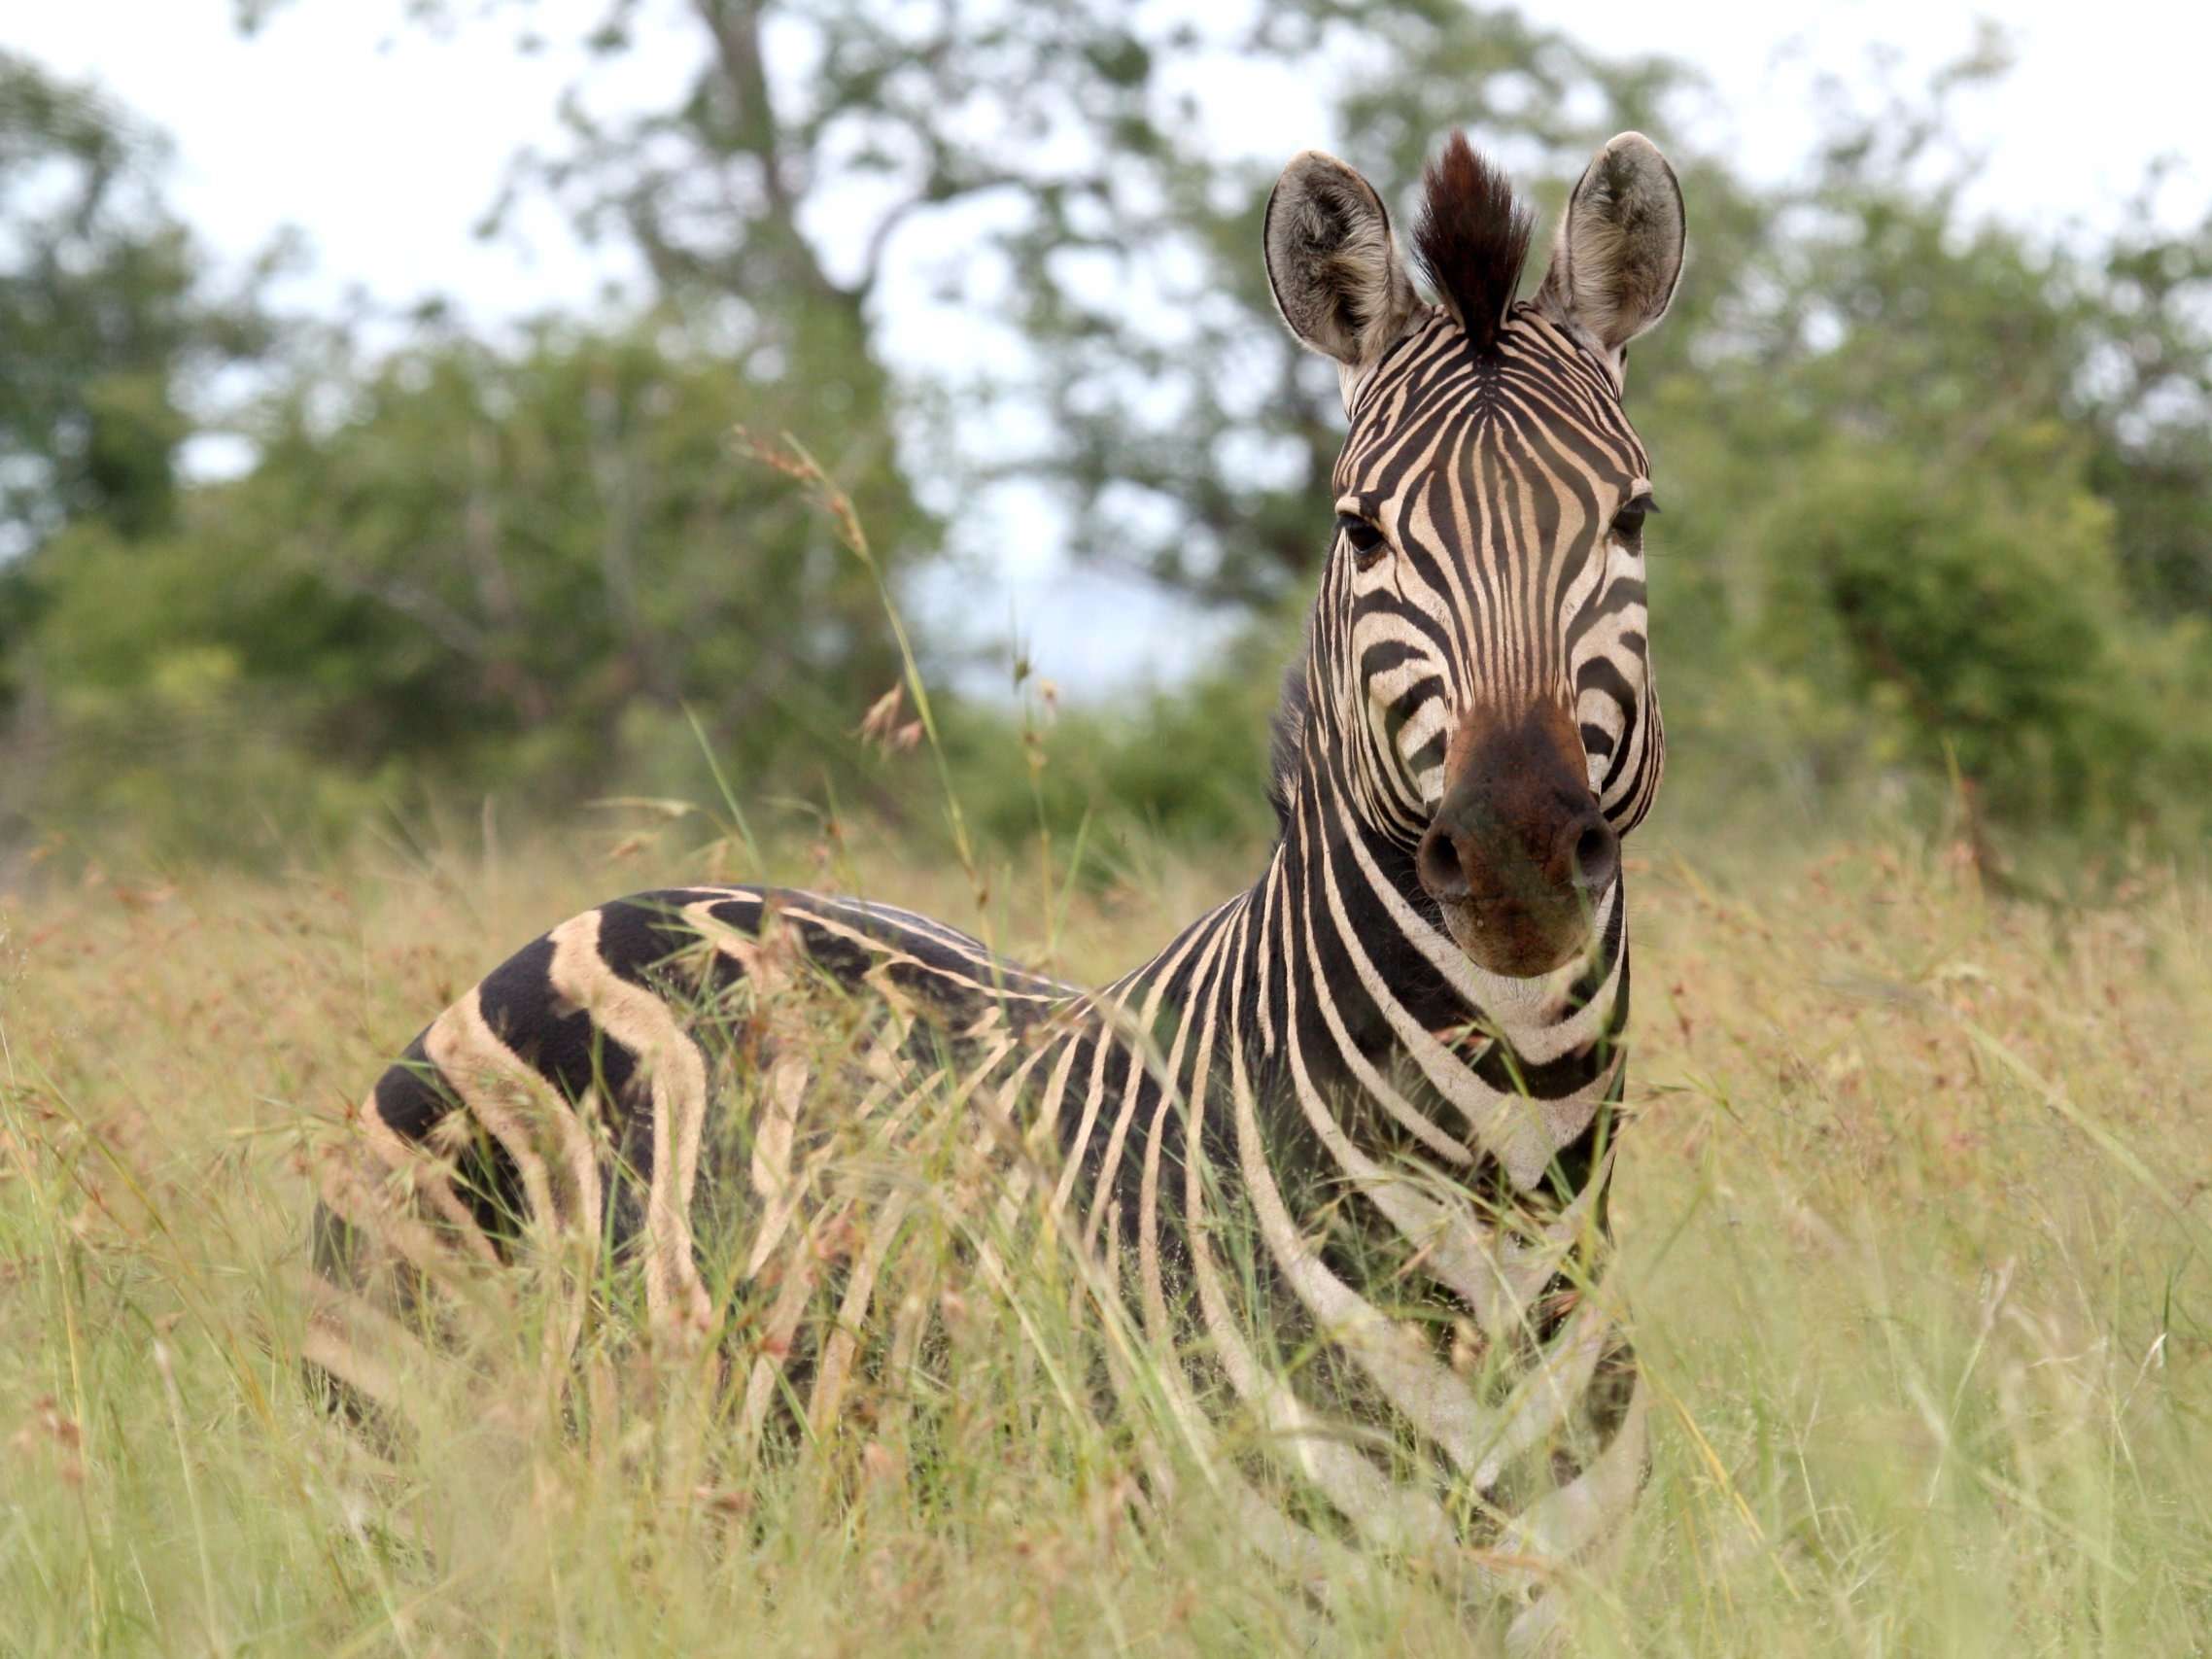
2, 825, 2209, 1655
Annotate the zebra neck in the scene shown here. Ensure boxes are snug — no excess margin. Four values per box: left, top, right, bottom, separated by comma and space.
1185, 794, 1630, 1196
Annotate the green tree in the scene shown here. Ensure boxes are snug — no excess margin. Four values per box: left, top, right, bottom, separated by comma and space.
1625, 41, 2212, 853
2081, 179, 2212, 618
0, 52, 278, 849
20, 319, 927, 854
234, 1, 1728, 609
0, 52, 271, 552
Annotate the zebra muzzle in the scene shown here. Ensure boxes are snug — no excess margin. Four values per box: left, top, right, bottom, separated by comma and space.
1416, 702, 1614, 977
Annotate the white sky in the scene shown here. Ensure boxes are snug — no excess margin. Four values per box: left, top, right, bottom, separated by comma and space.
8, 0, 2210, 694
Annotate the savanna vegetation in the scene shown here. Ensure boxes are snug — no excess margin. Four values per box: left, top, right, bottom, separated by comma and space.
3, 2, 2211, 1653
3, 828, 2209, 1653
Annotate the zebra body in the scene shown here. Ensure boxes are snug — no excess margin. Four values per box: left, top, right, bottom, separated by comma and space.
311, 129, 1684, 1643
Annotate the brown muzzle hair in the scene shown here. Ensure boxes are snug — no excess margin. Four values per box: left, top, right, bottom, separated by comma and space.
1414, 700, 1617, 977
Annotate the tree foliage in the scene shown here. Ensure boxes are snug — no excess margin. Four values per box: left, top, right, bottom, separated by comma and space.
18, 320, 929, 853
6, 9, 2212, 866
0, 53, 279, 552
0, 52, 282, 847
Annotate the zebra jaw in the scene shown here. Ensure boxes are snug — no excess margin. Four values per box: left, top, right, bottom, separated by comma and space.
1433, 889, 1604, 983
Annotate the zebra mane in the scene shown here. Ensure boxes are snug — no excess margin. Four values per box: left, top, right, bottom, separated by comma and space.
1411, 131, 1534, 355
1265, 636, 1311, 832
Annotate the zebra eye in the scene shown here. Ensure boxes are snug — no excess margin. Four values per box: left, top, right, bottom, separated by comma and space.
1337, 513, 1388, 569
1611, 495, 1658, 540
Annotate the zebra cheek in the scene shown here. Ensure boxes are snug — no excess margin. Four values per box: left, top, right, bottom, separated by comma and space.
1365, 681, 1433, 803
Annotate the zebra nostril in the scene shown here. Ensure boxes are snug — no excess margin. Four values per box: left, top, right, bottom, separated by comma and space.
1564, 813, 1619, 891
1416, 823, 1470, 901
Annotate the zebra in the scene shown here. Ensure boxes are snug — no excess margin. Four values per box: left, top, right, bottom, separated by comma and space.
306, 128, 1684, 1647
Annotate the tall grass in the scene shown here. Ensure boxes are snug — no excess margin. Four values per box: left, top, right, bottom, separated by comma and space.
2, 821, 2208, 1655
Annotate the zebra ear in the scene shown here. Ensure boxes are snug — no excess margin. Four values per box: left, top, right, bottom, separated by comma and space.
1537, 132, 1685, 365
1263, 151, 1419, 372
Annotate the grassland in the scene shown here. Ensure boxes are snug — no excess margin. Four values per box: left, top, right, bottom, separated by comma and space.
2, 820, 2208, 1656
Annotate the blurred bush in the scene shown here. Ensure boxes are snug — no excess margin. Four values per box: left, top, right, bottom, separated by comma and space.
3, 11, 2210, 876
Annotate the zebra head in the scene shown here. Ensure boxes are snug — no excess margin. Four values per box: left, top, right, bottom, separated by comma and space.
1263, 131, 1684, 980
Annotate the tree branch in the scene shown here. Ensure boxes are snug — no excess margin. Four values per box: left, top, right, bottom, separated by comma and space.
689, 0, 841, 299
853, 171, 1017, 300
